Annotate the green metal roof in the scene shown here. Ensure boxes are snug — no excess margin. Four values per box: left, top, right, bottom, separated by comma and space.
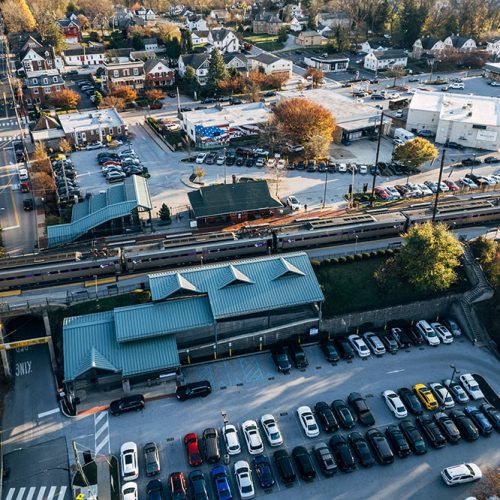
63, 310, 180, 382
188, 180, 283, 219
114, 296, 214, 343
149, 252, 324, 320
47, 176, 152, 247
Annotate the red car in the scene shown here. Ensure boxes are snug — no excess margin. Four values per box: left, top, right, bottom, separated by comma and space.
183, 433, 203, 467
443, 179, 459, 191
169, 472, 187, 500
374, 187, 389, 199
102, 160, 121, 167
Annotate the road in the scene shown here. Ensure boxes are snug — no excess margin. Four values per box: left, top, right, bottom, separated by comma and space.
2, 316, 69, 500
65, 337, 500, 500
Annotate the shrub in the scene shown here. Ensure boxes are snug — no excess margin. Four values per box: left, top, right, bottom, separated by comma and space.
338, 256, 347, 264
377, 250, 386, 257
345, 255, 355, 262
362, 252, 371, 259
330, 258, 339, 264
354, 253, 363, 261
370, 251, 378, 258
311, 260, 321, 267
385, 249, 394, 256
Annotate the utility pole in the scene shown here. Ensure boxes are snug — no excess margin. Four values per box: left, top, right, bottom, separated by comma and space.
322, 169, 328, 209
370, 111, 384, 206
432, 149, 446, 224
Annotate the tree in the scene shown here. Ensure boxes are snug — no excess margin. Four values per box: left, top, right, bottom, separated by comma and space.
100, 95, 126, 110
386, 67, 406, 87
145, 89, 165, 102
305, 67, 324, 88
158, 22, 182, 45
471, 467, 500, 500
181, 29, 194, 54
32, 171, 56, 198
393, 137, 438, 172
165, 37, 181, 58
48, 89, 81, 110
270, 98, 336, 158
206, 48, 229, 94
158, 203, 171, 223
2, 0, 37, 32
77, 0, 114, 33
111, 86, 137, 103
377, 222, 463, 293
42, 20, 67, 52
131, 32, 145, 50
58, 138, 72, 154
194, 166, 205, 181
182, 66, 201, 98
33, 141, 48, 162
278, 27, 288, 43
94, 91, 103, 106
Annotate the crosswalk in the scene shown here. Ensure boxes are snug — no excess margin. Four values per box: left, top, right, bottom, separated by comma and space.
0, 121, 16, 127
94, 410, 110, 455
0, 136, 20, 141
4, 486, 67, 500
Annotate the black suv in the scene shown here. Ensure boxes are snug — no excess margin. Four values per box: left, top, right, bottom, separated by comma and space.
274, 449, 296, 484
336, 338, 355, 359
288, 343, 308, 369
366, 429, 394, 465
450, 410, 479, 441
348, 432, 375, 467
331, 399, 355, 429
313, 442, 337, 476
416, 415, 447, 449
329, 435, 356, 472
348, 392, 375, 426
380, 332, 399, 353
292, 446, 316, 481
320, 340, 340, 362
385, 425, 411, 458
271, 346, 291, 374
109, 394, 145, 415
399, 420, 427, 455
397, 387, 423, 415
176, 380, 212, 401
314, 401, 339, 432
434, 412, 461, 443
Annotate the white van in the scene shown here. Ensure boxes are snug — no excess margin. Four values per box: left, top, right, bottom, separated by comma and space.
416, 320, 440, 346
448, 82, 464, 89
393, 128, 415, 143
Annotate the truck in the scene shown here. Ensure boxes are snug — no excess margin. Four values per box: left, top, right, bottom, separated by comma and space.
393, 128, 414, 144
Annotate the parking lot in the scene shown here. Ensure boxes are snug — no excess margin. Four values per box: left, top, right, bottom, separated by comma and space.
66, 335, 500, 499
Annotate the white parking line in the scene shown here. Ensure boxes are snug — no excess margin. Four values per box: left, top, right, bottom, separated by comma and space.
387, 369, 405, 374
37, 407, 60, 418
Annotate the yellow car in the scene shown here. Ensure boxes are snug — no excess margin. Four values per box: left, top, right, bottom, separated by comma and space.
413, 384, 439, 410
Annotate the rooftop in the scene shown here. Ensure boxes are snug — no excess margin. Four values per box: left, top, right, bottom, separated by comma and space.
58, 108, 125, 134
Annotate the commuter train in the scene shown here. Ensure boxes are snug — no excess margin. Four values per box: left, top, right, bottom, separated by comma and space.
0, 195, 499, 291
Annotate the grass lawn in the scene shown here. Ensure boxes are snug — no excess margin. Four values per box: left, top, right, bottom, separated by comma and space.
243, 34, 284, 51
314, 256, 469, 317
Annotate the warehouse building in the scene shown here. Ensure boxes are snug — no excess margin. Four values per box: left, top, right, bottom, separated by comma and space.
63, 253, 324, 397
406, 91, 500, 151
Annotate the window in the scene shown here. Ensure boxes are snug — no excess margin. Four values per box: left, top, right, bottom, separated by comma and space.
117, 127, 121, 134
56, 86, 61, 91
133, 68, 139, 75
123, 69, 130, 76
43, 78, 48, 84
32, 78, 38, 84
113, 70, 119, 77
53, 76, 57, 82
45, 88, 51, 93
33, 88, 39, 94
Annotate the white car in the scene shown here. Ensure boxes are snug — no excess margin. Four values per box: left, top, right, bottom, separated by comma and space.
459, 374, 484, 400
348, 334, 371, 357
223, 424, 241, 455
430, 322, 454, 344
260, 414, 283, 446
429, 382, 455, 408
417, 183, 433, 196
438, 181, 449, 192
415, 320, 440, 346
255, 158, 265, 168
384, 186, 401, 199
364, 332, 386, 355
443, 378, 470, 403
216, 155, 226, 165
18, 168, 29, 181
448, 82, 464, 89
234, 460, 255, 499
359, 165, 368, 174
120, 442, 139, 481
297, 406, 320, 437
121, 482, 138, 500
286, 195, 301, 211
241, 420, 264, 455
266, 158, 276, 168
441, 463, 482, 486
382, 390, 408, 418
277, 159, 286, 169
406, 183, 423, 197
490, 80, 500, 86
337, 163, 347, 173
459, 177, 478, 189
195, 153, 206, 164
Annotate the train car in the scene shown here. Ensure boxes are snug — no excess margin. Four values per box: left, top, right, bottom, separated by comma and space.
124, 236, 270, 272
0, 251, 83, 271
0, 256, 121, 291
276, 212, 407, 251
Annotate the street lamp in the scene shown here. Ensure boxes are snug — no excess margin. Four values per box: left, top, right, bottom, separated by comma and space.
443, 364, 460, 406
322, 169, 328, 209
221, 411, 230, 464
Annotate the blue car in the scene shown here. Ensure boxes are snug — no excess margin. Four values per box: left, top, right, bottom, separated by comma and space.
211, 466, 232, 500
464, 406, 493, 436
253, 455, 275, 489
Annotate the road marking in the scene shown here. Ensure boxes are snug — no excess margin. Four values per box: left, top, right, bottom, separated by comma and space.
46, 486, 57, 500
25, 487, 36, 500
5, 486, 68, 500
94, 411, 110, 455
15, 487, 25, 500
386, 369, 405, 374
15, 360, 32, 376
35, 488, 46, 500
2, 146, 19, 227
38, 407, 60, 418
56, 487, 67, 500
5, 488, 14, 500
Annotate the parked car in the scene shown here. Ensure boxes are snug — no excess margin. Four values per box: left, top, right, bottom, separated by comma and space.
203, 428, 220, 464
211, 466, 232, 500
443, 378, 470, 404
443, 179, 460, 191
336, 338, 355, 359
146, 479, 164, 500
366, 429, 394, 465
380, 331, 399, 353
363, 332, 386, 356
348, 392, 375, 426
480, 403, 500, 431
23, 199, 34, 211
297, 406, 320, 437
434, 412, 461, 443
430, 323, 454, 344
314, 401, 339, 432
188, 471, 208, 500
413, 384, 439, 410
234, 461, 255, 499
383, 390, 408, 418
121, 442, 139, 481
320, 340, 340, 362
348, 334, 371, 357
222, 424, 241, 456
385, 424, 411, 458
459, 374, 484, 400
286, 195, 302, 211
288, 343, 308, 369
169, 472, 187, 500
242, 420, 264, 455
441, 463, 482, 486
415, 320, 440, 346
271, 346, 291, 374
391, 327, 412, 348
122, 482, 138, 500
273, 449, 296, 484
144, 442, 161, 475
416, 415, 447, 448
260, 414, 283, 446
292, 446, 316, 481
329, 435, 356, 472
461, 157, 481, 166
331, 399, 355, 429
348, 431, 375, 467
176, 381, 212, 401
450, 410, 479, 441
429, 382, 455, 408
313, 442, 337, 476
464, 406, 493, 436
196, 153, 207, 164
184, 434, 203, 467
253, 455, 275, 489
399, 420, 427, 455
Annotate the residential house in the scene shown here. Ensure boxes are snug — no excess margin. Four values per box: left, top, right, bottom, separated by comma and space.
249, 53, 292, 79
144, 59, 175, 87
223, 53, 248, 71
20, 43, 58, 72
62, 46, 106, 67
103, 61, 146, 91
177, 53, 211, 85
296, 30, 326, 46
134, 5, 156, 23
111, 6, 135, 29
282, 3, 303, 21
143, 38, 159, 51
192, 31, 210, 45
364, 49, 408, 71
24, 69, 65, 107
289, 17, 303, 32
443, 35, 477, 51
57, 15, 81, 44
209, 9, 231, 23
30, 113, 65, 144
315, 12, 350, 29
252, 12, 283, 35
486, 38, 500, 58
170, 4, 184, 16
411, 37, 445, 59
186, 15, 208, 32
208, 28, 240, 53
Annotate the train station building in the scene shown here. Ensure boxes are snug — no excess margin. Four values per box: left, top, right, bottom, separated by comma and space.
63, 252, 324, 398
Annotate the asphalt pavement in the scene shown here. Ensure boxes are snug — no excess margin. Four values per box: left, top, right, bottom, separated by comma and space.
65, 337, 500, 500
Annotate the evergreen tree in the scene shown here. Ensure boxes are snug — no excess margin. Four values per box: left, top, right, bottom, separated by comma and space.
206, 48, 229, 95
165, 37, 181, 58
181, 29, 193, 54
158, 203, 171, 223
183, 66, 201, 98
132, 32, 145, 50
43, 21, 67, 52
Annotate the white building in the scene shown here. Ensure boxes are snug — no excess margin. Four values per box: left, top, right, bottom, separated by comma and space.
62, 46, 105, 67
177, 53, 211, 84
486, 38, 500, 58
304, 55, 349, 72
143, 38, 159, 51
249, 53, 292, 79
412, 37, 445, 59
207, 28, 239, 53
186, 15, 208, 32
192, 30, 210, 45
364, 50, 407, 71
289, 17, 303, 32
443, 35, 476, 51
406, 91, 500, 151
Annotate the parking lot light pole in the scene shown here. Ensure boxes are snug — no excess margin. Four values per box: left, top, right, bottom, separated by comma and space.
443, 364, 460, 404
221, 411, 230, 464
370, 111, 384, 206
432, 149, 446, 224
322, 169, 328, 209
